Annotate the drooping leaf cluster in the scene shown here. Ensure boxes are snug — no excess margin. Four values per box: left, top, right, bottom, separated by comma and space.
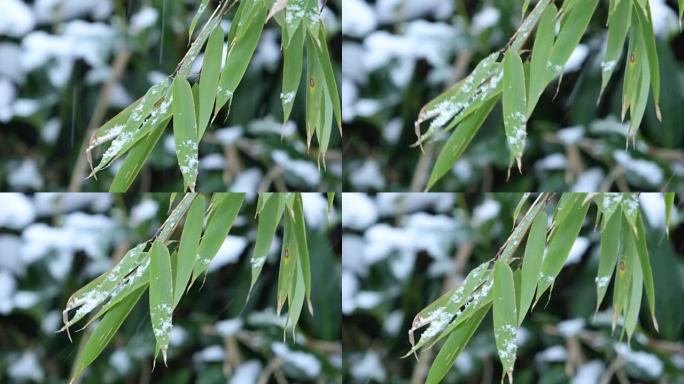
423, 0, 682, 190
61, 192, 326, 383
408, 192, 674, 384
86, 0, 341, 191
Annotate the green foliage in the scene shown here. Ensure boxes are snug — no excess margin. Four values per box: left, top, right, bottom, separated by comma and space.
409, 193, 668, 383
86, 0, 341, 191
61, 192, 319, 382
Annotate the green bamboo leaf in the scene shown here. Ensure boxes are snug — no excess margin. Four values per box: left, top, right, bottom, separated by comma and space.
62, 243, 147, 332
680, 0, 684, 23
595, 207, 622, 312
191, 193, 245, 284
87, 98, 142, 154
426, 98, 497, 190
634, 2, 661, 119
635, 212, 658, 331
519, 211, 547, 325
93, 83, 168, 173
536, 195, 589, 301
597, 193, 623, 230
621, 193, 639, 233
173, 195, 206, 308
215, 1, 269, 114
313, 23, 342, 134
547, 0, 598, 78
277, 213, 298, 315
624, 257, 643, 342
305, 37, 324, 149
284, 0, 306, 45
407, 262, 492, 354
512, 193, 531, 222
292, 193, 313, 314
665, 192, 674, 235
600, 0, 631, 99
108, 114, 171, 192
327, 192, 335, 220
426, 304, 489, 384
503, 50, 528, 170
522, 0, 531, 17
172, 76, 199, 191
256, 193, 273, 216
527, 3, 557, 116
70, 285, 145, 383
613, 224, 636, 330
249, 194, 286, 296
281, 24, 305, 123
198, 26, 225, 139
188, 0, 210, 42
493, 259, 517, 382
286, 256, 306, 337
149, 240, 173, 364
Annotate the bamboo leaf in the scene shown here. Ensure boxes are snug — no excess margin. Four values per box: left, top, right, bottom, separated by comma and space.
635, 212, 658, 331
277, 213, 298, 314
149, 240, 173, 364
503, 50, 528, 170
600, 0, 631, 99
547, 0, 598, 78
426, 304, 489, 384
512, 193, 531, 222
614, 224, 636, 330
70, 285, 145, 383
596, 207, 622, 312
493, 260, 517, 382
284, 0, 306, 45
188, 0, 210, 41
281, 24, 305, 123
536, 194, 589, 301
624, 256, 643, 342
313, 23, 342, 134
215, 1, 269, 114
292, 193, 313, 314
621, 193, 639, 233
527, 4, 557, 116
197, 26, 225, 139
286, 255, 306, 336
427, 98, 497, 190
665, 192, 674, 235
597, 193, 623, 230
305, 37, 324, 149
191, 193, 245, 284
519, 211, 547, 325
249, 194, 286, 296
172, 76, 199, 191
173, 195, 206, 308
634, 3, 661, 119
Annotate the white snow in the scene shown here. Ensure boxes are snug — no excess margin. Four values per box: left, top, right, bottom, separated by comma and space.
206, 236, 248, 272
355, 291, 383, 309
229, 168, 263, 200
649, 0, 679, 36
0, 0, 36, 37
230, 360, 262, 384
129, 6, 158, 34
384, 310, 403, 335
215, 126, 244, 146
383, 118, 403, 143
375, 0, 454, 23
614, 151, 663, 186
42, 118, 61, 144
471, 6, 501, 34
572, 168, 604, 192
0, 78, 16, 122
572, 360, 605, 384
565, 237, 589, 265
563, 45, 589, 73
472, 199, 501, 226
170, 326, 188, 346
301, 193, 330, 229
129, 199, 159, 226
8, 352, 43, 382
13, 291, 40, 308
252, 30, 280, 70
41, 310, 61, 334
614, 343, 663, 378
272, 342, 322, 377
0, 270, 17, 314
535, 154, 567, 171
342, 271, 359, 314
271, 150, 321, 187
342, 193, 378, 230
558, 126, 585, 145
0, 194, 36, 229
215, 318, 243, 338
342, 0, 377, 37
199, 154, 225, 170
0, 43, 25, 83
7, 160, 43, 190
33, 193, 113, 215
537, 345, 567, 362
639, 193, 666, 229
349, 160, 385, 190
109, 350, 131, 373
350, 351, 386, 382
342, 235, 366, 276
558, 318, 586, 337
194, 345, 225, 362
0, 235, 24, 275
33, 0, 113, 23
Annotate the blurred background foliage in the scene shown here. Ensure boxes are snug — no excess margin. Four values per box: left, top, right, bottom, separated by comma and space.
342, 0, 684, 192
342, 193, 684, 383
0, 0, 341, 192
0, 192, 341, 383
